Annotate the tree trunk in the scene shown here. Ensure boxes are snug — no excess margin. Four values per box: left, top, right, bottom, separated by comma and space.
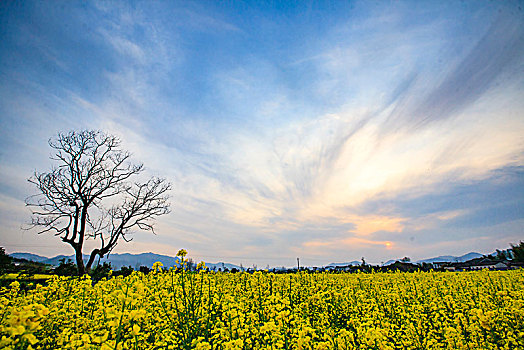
75, 245, 86, 275
85, 249, 100, 273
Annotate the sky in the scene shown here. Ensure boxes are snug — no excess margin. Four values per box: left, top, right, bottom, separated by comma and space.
0, 0, 523, 267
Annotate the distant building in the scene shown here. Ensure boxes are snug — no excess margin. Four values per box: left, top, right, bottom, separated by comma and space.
469, 261, 508, 270
432, 262, 450, 269
462, 258, 510, 271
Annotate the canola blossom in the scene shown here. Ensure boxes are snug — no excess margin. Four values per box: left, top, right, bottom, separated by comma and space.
0, 268, 523, 349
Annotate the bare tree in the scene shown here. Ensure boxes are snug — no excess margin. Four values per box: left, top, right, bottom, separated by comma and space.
25, 130, 171, 275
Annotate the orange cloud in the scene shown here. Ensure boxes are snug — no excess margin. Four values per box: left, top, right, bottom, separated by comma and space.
303, 236, 394, 251
347, 215, 405, 235
341, 237, 394, 248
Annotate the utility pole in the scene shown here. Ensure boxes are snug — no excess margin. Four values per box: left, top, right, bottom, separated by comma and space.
297, 257, 300, 271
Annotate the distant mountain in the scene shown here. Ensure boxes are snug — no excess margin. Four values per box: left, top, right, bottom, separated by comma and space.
382, 260, 397, 266
97, 253, 180, 270
9, 252, 241, 270
416, 252, 483, 264
10, 252, 180, 269
12, 251, 488, 270
205, 262, 242, 271
10, 252, 49, 263
327, 261, 361, 267
379, 252, 485, 266
43, 254, 79, 266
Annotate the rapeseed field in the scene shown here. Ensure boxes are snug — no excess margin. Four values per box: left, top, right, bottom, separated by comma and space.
1, 258, 522, 349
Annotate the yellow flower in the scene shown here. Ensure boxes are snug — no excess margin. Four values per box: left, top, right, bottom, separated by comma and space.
152, 261, 164, 272
0, 265, 522, 349
22, 333, 38, 345
131, 324, 140, 336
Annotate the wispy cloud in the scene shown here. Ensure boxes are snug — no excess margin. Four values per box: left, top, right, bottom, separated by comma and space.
384, 9, 524, 132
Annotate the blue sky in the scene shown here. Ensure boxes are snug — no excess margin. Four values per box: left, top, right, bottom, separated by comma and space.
1, 1, 523, 267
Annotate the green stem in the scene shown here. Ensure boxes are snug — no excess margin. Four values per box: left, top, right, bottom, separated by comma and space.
114, 283, 130, 350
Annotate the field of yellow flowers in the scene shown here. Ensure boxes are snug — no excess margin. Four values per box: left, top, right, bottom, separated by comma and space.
1, 261, 523, 349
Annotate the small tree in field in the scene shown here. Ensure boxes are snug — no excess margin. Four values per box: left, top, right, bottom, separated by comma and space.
510, 241, 524, 263
0, 247, 13, 274
26, 130, 171, 275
